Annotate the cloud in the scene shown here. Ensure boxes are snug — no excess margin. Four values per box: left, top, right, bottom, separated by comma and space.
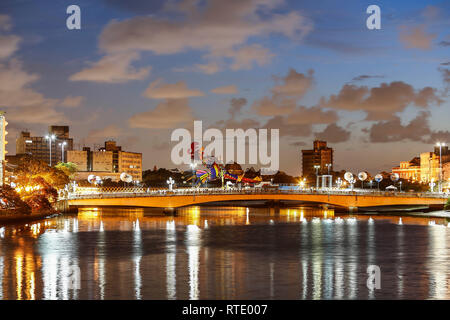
0, 34, 20, 60
194, 61, 221, 74
61, 95, 84, 108
229, 98, 247, 118
0, 16, 70, 125
211, 85, 238, 95
143, 79, 204, 99
364, 111, 431, 143
128, 98, 194, 129
69, 52, 150, 83
351, 74, 384, 82
425, 130, 450, 144
252, 68, 314, 116
289, 141, 307, 147
5, 105, 67, 124
96, 0, 312, 72
88, 124, 124, 138
223, 44, 274, 71
212, 97, 257, 130
214, 118, 261, 131
439, 65, 450, 88
399, 25, 437, 50
285, 106, 338, 125
0, 15, 21, 60
421, 5, 440, 20
314, 123, 351, 143
261, 106, 337, 137
321, 81, 442, 120
0, 15, 12, 31
439, 41, 450, 47
263, 115, 312, 137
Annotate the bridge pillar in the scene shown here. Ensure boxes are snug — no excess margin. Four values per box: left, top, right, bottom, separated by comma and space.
348, 206, 358, 214
163, 208, 178, 216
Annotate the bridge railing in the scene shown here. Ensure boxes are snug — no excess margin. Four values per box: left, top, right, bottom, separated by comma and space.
62, 186, 449, 200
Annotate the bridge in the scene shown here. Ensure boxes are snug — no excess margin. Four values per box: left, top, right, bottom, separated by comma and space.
59, 187, 449, 213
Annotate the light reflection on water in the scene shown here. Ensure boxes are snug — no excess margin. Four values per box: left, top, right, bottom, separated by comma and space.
0, 206, 449, 300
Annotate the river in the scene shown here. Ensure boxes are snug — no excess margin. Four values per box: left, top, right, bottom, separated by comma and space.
0, 206, 449, 300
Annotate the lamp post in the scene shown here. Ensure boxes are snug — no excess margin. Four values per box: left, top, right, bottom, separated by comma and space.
167, 177, 175, 191
59, 141, 67, 163
314, 165, 320, 190
436, 142, 445, 193
45, 134, 56, 166
326, 163, 331, 174
190, 162, 197, 188
336, 177, 342, 189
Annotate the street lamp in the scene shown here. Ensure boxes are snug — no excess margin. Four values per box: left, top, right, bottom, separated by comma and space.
59, 141, 67, 163
314, 165, 320, 189
190, 162, 197, 188
336, 177, 342, 189
45, 134, 56, 166
167, 177, 175, 191
436, 142, 446, 193
325, 163, 332, 174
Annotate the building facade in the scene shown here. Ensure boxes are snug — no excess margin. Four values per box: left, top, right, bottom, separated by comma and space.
301, 140, 333, 177
392, 146, 450, 184
392, 157, 421, 181
0, 112, 7, 186
67, 140, 142, 182
16, 125, 74, 165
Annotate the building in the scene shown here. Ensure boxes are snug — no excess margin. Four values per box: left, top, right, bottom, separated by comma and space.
392, 157, 421, 181
15, 125, 74, 165
67, 140, 142, 182
301, 140, 333, 177
444, 162, 450, 181
393, 145, 450, 184
0, 112, 7, 186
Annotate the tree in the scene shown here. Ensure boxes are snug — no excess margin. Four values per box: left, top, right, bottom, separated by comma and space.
14, 156, 70, 189
14, 176, 58, 212
0, 185, 31, 214
55, 162, 78, 179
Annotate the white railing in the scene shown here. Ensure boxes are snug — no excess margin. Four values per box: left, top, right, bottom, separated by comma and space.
62, 187, 449, 201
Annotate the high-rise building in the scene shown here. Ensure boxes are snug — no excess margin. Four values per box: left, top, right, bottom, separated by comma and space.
0, 112, 8, 186
67, 140, 142, 182
301, 140, 333, 177
15, 125, 73, 165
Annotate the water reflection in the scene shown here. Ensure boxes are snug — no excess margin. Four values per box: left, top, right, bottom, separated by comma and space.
0, 206, 448, 299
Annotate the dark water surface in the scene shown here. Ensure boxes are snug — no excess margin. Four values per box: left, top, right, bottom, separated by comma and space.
0, 206, 449, 300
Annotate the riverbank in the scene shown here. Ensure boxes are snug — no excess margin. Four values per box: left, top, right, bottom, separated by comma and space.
0, 210, 60, 225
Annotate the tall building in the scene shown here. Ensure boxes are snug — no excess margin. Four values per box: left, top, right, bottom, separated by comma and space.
67, 140, 142, 182
0, 112, 7, 186
15, 125, 74, 165
301, 140, 333, 177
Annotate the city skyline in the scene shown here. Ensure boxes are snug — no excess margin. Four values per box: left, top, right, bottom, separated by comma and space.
1, 0, 449, 175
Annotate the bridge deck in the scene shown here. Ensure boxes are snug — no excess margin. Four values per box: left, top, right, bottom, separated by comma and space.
66, 190, 448, 209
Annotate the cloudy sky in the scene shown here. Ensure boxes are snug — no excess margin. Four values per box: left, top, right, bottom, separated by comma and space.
1, 0, 449, 175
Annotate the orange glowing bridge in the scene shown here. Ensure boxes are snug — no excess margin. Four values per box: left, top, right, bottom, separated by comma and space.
61, 188, 448, 212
